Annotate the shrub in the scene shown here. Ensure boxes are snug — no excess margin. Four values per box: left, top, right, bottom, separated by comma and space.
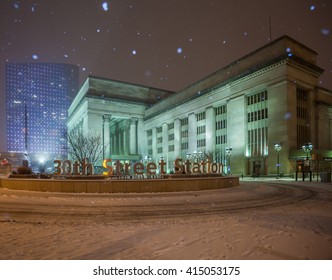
17, 166, 33, 174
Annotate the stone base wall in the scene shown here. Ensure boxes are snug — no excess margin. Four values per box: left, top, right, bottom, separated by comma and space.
0, 176, 239, 193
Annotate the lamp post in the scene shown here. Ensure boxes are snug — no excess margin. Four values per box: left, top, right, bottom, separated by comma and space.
274, 142, 282, 179
198, 150, 203, 161
225, 147, 232, 175
302, 143, 313, 181
302, 143, 313, 160
192, 150, 198, 162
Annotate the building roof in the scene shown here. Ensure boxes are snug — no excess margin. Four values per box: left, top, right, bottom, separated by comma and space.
68, 76, 175, 116
145, 35, 324, 119
69, 35, 326, 119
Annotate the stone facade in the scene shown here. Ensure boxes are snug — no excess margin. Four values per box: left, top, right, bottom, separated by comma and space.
67, 35, 332, 176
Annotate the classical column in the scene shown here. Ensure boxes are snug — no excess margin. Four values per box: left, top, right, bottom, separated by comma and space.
119, 126, 125, 155
102, 114, 112, 159
123, 124, 128, 156
205, 106, 216, 153
114, 123, 119, 155
188, 113, 197, 153
152, 127, 157, 160
162, 123, 168, 158
129, 117, 138, 155
174, 118, 181, 157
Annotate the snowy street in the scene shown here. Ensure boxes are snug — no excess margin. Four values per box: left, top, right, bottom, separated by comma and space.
0, 179, 331, 260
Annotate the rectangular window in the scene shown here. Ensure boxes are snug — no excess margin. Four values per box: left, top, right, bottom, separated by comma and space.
296, 87, 309, 148
196, 112, 206, 121
168, 134, 174, 141
246, 90, 268, 157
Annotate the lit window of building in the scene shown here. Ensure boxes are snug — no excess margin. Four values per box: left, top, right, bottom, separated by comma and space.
6, 63, 79, 160
67, 36, 332, 176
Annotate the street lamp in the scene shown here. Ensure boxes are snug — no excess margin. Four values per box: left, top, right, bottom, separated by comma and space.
193, 150, 198, 162
302, 143, 313, 181
198, 150, 203, 161
225, 147, 232, 175
274, 142, 282, 179
302, 143, 313, 160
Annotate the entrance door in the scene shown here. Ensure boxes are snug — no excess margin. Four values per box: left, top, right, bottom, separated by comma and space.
253, 161, 261, 177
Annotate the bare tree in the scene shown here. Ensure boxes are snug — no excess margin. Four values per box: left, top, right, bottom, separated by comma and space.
204, 150, 214, 161
66, 129, 104, 166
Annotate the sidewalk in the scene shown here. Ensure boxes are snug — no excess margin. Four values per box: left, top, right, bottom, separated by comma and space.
238, 175, 332, 189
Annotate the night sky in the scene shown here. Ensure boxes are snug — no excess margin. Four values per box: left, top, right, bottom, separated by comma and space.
1, 0, 331, 92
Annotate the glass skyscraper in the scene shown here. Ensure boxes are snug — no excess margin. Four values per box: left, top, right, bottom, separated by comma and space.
6, 63, 79, 158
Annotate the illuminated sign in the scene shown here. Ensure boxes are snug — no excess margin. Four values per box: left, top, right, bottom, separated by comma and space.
54, 158, 223, 176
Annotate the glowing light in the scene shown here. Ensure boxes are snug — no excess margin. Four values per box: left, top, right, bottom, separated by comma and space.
286, 47, 292, 57
284, 112, 291, 120
32, 54, 38, 60
310, 5, 315, 11
321, 28, 330, 35
177, 47, 183, 54
13, 1, 20, 9
132, 50, 137, 55
144, 70, 152, 77
102, 2, 109, 11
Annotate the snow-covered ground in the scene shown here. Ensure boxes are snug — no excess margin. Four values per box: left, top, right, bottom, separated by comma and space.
0, 179, 331, 260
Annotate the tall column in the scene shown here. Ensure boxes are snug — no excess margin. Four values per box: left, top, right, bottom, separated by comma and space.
119, 128, 124, 155
129, 117, 138, 155
137, 118, 145, 156
114, 123, 119, 154
102, 114, 112, 159
205, 106, 216, 153
123, 123, 128, 156
188, 113, 197, 153
174, 118, 181, 157
152, 127, 157, 160
162, 123, 168, 158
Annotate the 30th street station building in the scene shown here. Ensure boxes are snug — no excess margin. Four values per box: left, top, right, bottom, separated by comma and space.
67, 35, 332, 176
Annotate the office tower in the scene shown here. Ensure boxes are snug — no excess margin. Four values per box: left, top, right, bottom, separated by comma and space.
6, 63, 79, 159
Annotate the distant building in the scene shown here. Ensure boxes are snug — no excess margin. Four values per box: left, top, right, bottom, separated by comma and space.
67, 35, 332, 176
5, 63, 79, 163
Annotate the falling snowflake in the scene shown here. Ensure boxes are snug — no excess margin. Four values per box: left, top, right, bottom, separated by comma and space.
102, 2, 109, 12
321, 28, 330, 35
13, 1, 20, 9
